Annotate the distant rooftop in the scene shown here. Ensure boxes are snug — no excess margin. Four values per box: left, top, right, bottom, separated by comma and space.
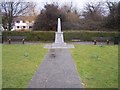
13, 16, 36, 22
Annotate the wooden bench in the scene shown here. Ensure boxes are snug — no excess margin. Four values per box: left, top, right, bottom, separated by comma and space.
92, 37, 111, 45
6, 36, 27, 44
71, 39, 81, 42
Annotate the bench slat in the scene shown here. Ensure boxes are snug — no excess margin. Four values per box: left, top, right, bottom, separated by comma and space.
6, 36, 26, 39
92, 37, 112, 41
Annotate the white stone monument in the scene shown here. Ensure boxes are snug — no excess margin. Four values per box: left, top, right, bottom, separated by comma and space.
44, 18, 74, 48
54, 18, 66, 45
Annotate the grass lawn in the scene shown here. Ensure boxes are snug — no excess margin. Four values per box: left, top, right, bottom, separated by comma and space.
71, 45, 118, 88
0, 44, 2, 89
2, 44, 47, 88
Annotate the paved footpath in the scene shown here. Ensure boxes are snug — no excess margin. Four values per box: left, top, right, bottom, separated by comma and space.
28, 49, 84, 88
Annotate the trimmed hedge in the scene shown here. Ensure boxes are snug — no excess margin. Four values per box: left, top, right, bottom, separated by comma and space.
2, 31, 54, 42
2, 31, 119, 42
64, 31, 119, 42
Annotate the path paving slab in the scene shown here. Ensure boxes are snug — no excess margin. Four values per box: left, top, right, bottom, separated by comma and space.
28, 49, 83, 88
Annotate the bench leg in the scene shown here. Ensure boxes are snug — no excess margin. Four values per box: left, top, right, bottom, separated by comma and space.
8, 39, 11, 44
94, 40, 97, 45
22, 39, 25, 44
2, 37, 3, 44
107, 40, 109, 45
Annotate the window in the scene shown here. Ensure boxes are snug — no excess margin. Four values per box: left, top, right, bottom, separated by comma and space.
17, 26, 19, 28
16, 21, 20, 23
23, 26, 26, 28
29, 26, 32, 29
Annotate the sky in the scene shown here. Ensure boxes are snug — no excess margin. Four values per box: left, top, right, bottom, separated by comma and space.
26, 0, 119, 13
33, 0, 105, 10
2, 0, 120, 13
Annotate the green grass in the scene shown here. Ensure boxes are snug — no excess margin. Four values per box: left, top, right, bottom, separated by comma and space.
2, 44, 47, 88
71, 45, 118, 88
0, 44, 2, 90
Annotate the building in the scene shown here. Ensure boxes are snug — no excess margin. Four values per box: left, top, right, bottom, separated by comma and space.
11, 16, 36, 31
0, 24, 4, 31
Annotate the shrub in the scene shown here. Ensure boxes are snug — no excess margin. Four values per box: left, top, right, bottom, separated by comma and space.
64, 31, 119, 41
2, 31, 54, 42
2, 31, 119, 42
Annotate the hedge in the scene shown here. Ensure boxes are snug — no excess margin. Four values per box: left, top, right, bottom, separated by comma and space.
2, 31, 54, 42
64, 31, 119, 42
2, 31, 119, 42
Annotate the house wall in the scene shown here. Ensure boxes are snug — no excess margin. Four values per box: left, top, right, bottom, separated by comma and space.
12, 20, 34, 31
0, 24, 4, 31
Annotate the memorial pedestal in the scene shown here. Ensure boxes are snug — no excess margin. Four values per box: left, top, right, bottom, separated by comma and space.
44, 18, 74, 49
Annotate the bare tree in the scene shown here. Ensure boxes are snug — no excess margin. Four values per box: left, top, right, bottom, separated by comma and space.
61, 2, 73, 13
60, 2, 80, 22
23, 2, 39, 16
83, 2, 104, 21
105, 1, 120, 29
0, 1, 36, 31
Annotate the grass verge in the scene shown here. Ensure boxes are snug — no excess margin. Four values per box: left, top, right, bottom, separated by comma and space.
2, 44, 47, 88
0, 44, 2, 89
71, 45, 118, 88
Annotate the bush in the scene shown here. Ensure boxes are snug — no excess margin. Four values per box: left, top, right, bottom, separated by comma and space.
2, 31, 55, 42
2, 31, 119, 42
64, 31, 119, 42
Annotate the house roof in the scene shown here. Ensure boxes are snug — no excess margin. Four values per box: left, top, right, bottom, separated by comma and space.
13, 16, 36, 22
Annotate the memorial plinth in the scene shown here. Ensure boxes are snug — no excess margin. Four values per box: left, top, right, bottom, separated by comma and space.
44, 18, 74, 49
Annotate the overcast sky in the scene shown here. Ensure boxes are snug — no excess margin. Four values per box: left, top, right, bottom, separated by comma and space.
4, 0, 119, 9
3, 0, 120, 12
25, 0, 119, 14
